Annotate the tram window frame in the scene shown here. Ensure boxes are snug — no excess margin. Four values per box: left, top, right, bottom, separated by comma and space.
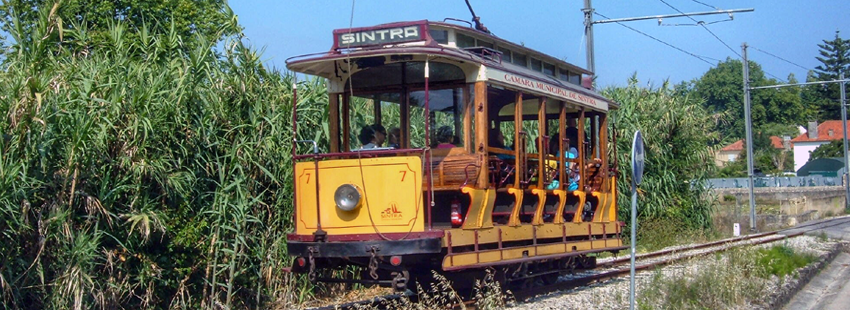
558, 68, 570, 82
429, 29, 449, 44
497, 46, 512, 63
543, 62, 555, 77
456, 33, 475, 48
513, 53, 527, 67
530, 58, 542, 72
569, 72, 581, 85
408, 86, 467, 149
346, 91, 403, 150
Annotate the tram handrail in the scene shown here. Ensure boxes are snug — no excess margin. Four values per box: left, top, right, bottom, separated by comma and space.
293, 148, 426, 160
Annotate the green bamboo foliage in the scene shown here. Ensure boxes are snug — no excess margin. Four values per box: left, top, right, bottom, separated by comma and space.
605, 76, 719, 229
0, 4, 327, 309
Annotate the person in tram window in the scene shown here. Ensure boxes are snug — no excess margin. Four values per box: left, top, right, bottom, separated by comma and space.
359, 124, 386, 149
435, 126, 455, 149
546, 131, 580, 191
387, 127, 400, 149
490, 130, 514, 160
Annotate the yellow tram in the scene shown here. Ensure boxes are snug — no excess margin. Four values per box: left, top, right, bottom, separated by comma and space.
285, 19, 624, 290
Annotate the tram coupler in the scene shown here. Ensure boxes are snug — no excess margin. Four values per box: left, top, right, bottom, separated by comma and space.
367, 246, 381, 280
307, 247, 318, 281
391, 270, 410, 291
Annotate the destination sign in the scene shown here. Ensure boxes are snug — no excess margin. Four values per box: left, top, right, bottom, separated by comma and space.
486, 68, 608, 110
336, 25, 423, 49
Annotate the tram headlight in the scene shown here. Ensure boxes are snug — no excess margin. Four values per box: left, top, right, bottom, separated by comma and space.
334, 184, 362, 211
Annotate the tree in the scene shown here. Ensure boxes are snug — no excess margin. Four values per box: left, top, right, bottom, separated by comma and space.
716, 131, 794, 177
810, 140, 845, 160
805, 31, 850, 121
691, 58, 806, 146
0, 0, 240, 53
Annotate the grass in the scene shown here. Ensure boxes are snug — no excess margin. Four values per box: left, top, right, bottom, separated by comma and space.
630, 218, 720, 253
638, 244, 817, 309
756, 245, 816, 278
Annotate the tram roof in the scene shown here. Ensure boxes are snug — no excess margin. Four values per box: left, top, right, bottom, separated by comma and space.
286, 20, 617, 110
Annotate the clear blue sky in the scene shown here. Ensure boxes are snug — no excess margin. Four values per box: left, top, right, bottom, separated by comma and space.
230, 0, 850, 87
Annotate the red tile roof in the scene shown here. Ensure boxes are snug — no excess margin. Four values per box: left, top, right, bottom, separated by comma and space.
720, 136, 789, 151
790, 120, 850, 143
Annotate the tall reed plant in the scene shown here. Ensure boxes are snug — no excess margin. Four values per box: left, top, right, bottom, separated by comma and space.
604, 76, 719, 230
0, 4, 325, 309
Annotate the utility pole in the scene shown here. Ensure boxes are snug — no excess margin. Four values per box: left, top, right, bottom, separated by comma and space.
842, 73, 849, 210
746, 69, 850, 222
583, 0, 595, 74
741, 43, 757, 232
582, 2, 753, 75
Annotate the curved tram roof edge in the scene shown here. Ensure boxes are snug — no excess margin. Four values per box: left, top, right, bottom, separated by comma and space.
287, 50, 617, 112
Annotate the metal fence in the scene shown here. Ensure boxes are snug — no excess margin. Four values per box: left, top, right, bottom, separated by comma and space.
706, 176, 842, 188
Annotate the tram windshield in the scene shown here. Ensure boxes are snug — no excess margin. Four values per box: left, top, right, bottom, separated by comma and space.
346, 85, 468, 151
342, 60, 469, 152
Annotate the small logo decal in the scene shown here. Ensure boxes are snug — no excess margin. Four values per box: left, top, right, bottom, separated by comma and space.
381, 202, 403, 220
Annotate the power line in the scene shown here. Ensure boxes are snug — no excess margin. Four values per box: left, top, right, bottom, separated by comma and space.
658, 0, 742, 59
689, 0, 719, 10
750, 46, 813, 72
594, 11, 718, 66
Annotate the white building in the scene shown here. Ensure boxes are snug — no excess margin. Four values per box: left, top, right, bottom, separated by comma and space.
791, 120, 849, 172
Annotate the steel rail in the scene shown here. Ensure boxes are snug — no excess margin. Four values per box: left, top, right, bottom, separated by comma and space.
513, 232, 804, 301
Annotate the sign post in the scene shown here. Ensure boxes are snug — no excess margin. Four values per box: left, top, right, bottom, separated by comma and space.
629, 131, 645, 310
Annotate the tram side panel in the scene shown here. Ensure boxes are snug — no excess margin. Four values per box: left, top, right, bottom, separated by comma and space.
292, 156, 425, 237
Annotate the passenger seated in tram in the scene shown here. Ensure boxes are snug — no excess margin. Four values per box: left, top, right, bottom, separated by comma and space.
489, 130, 514, 160
358, 124, 386, 149
387, 127, 401, 149
545, 131, 580, 191
434, 126, 455, 149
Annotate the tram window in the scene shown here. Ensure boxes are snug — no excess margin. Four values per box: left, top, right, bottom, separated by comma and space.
558, 68, 570, 82
348, 92, 402, 149
409, 88, 466, 148
497, 46, 512, 63
569, 72, 581, 85
513, 53, 527, 67
530, 58, 542, 72
543, 63, 555, 77
350, 61, 464, 89
456, 33, 475, 48
430, 29, 448, 44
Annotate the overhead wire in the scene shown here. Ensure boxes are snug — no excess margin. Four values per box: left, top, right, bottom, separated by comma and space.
594, 11, 718, 66
750, 46, 814, 72
658, 0, 791, 82
658, 0, 741, 59
689, 0, 719, 10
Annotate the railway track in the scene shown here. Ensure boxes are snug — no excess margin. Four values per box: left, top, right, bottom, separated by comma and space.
304, 216, 850, 310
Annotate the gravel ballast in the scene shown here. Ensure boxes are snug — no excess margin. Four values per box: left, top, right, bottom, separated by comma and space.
506, 235, 847, 310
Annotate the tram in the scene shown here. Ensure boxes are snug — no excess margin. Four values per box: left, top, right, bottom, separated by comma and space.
285, 19, 624, 290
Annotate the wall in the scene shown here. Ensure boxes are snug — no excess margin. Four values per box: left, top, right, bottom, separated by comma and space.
713, 186, 846, 232
793, 141, 823, 172
715, 186, 845, 216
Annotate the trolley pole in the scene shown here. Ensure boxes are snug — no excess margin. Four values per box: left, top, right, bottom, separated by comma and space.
741, 43, 757, 232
